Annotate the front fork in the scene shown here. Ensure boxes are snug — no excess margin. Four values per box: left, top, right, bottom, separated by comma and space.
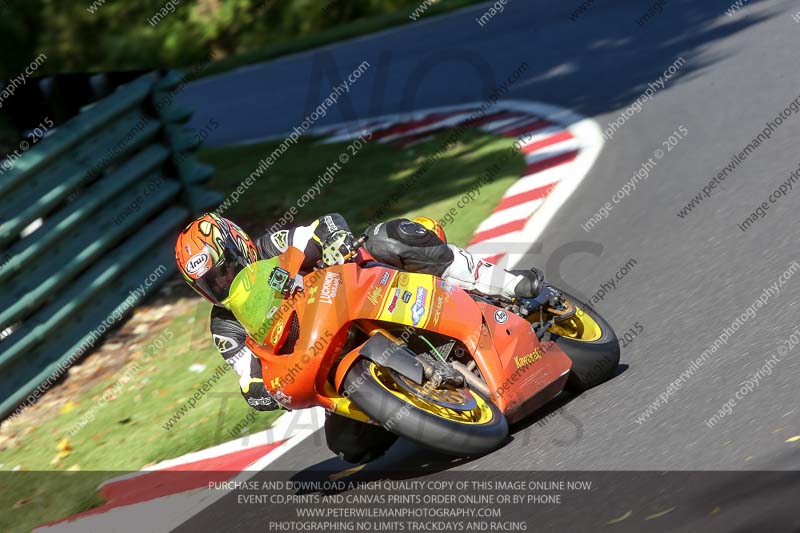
327, 321, 420, 424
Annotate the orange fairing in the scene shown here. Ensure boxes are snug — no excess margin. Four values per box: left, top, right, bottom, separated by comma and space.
471, 302, 572, 423
242, 255, 570, 424
333, 345, 365, 392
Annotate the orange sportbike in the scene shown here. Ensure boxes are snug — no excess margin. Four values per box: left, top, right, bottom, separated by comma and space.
227, 238, 620, 457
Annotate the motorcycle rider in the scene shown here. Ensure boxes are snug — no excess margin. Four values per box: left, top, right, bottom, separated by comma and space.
175, 212, 544, 461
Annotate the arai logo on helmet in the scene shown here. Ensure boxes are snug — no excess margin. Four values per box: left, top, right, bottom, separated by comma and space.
186, 253, 210, 276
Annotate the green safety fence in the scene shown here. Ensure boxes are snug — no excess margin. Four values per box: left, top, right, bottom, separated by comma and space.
0, 71, 222, 418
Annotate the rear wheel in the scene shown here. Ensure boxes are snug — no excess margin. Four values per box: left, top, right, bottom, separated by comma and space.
535, 291, 620, 392
343, 358, 508, 457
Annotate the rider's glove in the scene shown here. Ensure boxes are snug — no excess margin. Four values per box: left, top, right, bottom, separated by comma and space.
241, 378, 281, 411
321, 230, 357, 266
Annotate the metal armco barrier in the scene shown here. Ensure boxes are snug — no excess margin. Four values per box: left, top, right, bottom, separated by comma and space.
0, 71, 222, 418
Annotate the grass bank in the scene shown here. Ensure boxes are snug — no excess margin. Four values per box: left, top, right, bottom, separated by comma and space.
0, 129, 523, 532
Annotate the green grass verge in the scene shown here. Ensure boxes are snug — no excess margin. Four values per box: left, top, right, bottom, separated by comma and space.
0, 306, 281, 533
196, 0, 484, 80
0, 129, 523, 533
200, 129, 523, 245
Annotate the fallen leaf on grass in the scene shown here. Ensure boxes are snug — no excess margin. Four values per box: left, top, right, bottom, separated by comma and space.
50, 437, 73, 464
13, 498, 31, 509
59, 400, 78, 415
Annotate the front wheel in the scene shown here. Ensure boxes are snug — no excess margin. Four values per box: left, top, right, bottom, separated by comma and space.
536, 290, 620, 392
342, 358, 508, 457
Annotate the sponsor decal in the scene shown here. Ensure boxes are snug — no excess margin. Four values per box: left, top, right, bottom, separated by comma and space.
270, 230, 290, 251
273, 390, 292, 406
372, 223, 383, 235
367, 286, 383, 306
400, 220, 427, 236
213, 334, 237, 353
307, 286, 318, 304
514, 348, 543, 369
402, 291, 412, 303
387, 289, 401, 313
320, 272, 341, 304
432, 295, 445, 326
379, 272, 390, 286
438, 279, 455, 294
494, 309, 509, 324
397, 273, 410, 287
411, 287, 428, 325
270, 377, 282, 389
186, 252, 210, 276
248, 396, 275, 407
270, 319, 285, 345
323, 215, 337, 233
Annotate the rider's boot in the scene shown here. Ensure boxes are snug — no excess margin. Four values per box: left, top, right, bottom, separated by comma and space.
441, 246, 544, 299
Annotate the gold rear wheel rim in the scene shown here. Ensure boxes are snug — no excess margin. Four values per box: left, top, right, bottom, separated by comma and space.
547, 306, 603, 342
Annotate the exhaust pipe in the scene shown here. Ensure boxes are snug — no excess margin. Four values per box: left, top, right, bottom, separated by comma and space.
450, 360, 491, 399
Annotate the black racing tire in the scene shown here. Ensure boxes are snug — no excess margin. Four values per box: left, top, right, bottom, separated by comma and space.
546, 290, 620, 392
343, 358, 508, 457
324, 411, 398, 464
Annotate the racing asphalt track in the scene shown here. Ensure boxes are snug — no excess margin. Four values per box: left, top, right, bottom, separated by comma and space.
176, 0, 800, 528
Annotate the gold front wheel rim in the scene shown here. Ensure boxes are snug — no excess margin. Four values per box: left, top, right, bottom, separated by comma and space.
368, 363, 495, 425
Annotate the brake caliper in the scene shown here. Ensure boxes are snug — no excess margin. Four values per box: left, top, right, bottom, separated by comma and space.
416, 352, 464, 389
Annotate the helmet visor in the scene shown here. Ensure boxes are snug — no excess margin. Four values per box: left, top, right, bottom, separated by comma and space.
195, 258, 246, 305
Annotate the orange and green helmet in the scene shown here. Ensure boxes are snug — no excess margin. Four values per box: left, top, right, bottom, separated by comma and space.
175, 213, 259, 306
